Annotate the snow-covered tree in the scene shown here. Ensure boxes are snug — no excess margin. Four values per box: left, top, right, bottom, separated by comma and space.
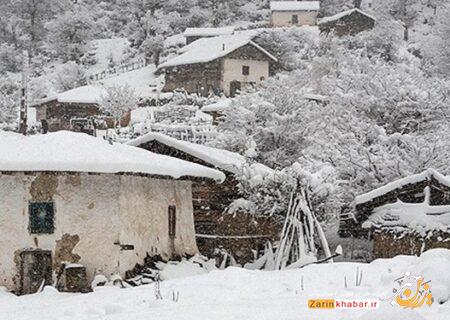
45, 4, 96, 62
100, 84, 138, 128
0, 75, 19, 130
142, 35, 164, 66
54, 62, 88, 92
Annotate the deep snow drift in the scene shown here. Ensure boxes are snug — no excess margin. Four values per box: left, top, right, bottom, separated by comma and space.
0, 249, 448, 320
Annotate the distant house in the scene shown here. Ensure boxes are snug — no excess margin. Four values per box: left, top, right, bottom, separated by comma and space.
270, 1, 320, 27
340, 169, 450, 259
318, 8, 376, 36
127, 132, 282, 264
183, 27, 235, 45
29, 65, 162, 133
201, 98, 233, 124
158, 33, 278, 97
0, 131, 223, 295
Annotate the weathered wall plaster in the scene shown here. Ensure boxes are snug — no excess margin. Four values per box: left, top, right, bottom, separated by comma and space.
0, 172, 198, 293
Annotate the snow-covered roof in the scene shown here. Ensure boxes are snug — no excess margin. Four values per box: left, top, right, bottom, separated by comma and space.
127, 132, 247, 174
270, 1, 320, 11
184, 27, 235, 37
201, 99, 233, 113
363, 201, 450, 235
158, 34, 277, 69
355, 169, 450, 205
317, 8, 376, 25
303, 93, 329, 102
0, 131, 224, 182
30, 65, 161, 107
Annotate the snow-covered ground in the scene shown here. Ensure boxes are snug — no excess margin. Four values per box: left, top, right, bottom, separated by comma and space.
1, 249, 449, 320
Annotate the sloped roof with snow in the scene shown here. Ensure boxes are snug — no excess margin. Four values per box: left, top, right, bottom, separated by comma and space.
270, 1, 320, 11
318, 8, 376, 25
184, 27, 235, 37
355, 169, 450, 205
158, 34, 277, 69
363, 201, 450, 235
30, 65, 161, 107
127, 132, 247, 174
201, 99, 233, 113
0, 131, 224, 182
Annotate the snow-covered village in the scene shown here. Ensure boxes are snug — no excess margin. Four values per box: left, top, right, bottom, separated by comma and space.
0, 0, 449, 319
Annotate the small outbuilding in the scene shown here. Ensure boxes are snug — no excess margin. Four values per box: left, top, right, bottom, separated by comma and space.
158, 33, 277, 97
183, 27, 236, 45
30, 65, 160, 133
0, 131, 223, 294
318, 8, 376, 36
341, 169, 450, 259
127, 132, 282, 264
270, 1, 320, 27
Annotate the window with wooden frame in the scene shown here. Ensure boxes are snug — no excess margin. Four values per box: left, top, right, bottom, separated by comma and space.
168, 205, 176, 239
242, 65, 250, 76
29, 202, 55, 234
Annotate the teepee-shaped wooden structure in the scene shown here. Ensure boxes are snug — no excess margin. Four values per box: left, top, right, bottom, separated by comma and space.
274, 183, 332, 270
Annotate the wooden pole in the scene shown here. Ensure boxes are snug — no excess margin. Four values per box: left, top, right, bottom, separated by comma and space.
19, 50, 29, 135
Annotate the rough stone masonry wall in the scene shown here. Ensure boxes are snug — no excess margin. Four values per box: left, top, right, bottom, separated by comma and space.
319, 12, 375, 36
0, 171, 197, 293
136, 140, 282, 264
373, 230, 450, 259
162, 60, 222, 96
41, 102, 100, 132
340, 178, 450, 238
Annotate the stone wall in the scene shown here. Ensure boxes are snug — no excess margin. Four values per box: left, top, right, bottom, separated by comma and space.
0, 171, 197, 293
134, 140, 282, 264
35, 101, 100, 132
373, 230, 450, 259
340, 177, 450, 238
319, 11, 375, 36
162, 60, 223, 96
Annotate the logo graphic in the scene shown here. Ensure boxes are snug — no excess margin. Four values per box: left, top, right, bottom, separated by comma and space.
308, 299, 379, 309
384, 272, 433, 308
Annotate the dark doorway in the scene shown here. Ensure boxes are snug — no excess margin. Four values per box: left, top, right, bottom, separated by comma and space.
230, 81, 241, 97
20, 250, 53, 295
292, 15, 299, 24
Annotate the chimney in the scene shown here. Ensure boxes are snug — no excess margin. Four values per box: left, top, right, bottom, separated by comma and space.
222, 43, 225, 51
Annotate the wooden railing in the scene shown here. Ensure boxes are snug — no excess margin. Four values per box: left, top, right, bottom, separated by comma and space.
87, 58, 148, 83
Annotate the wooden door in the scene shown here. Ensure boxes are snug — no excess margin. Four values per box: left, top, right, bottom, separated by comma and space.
230, 81, 241, 97
20, 250, 52, 295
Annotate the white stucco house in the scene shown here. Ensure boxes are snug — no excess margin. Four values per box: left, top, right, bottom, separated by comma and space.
158, 32, 277, 97
270, 1, 320, 27
0, 131, 224, 294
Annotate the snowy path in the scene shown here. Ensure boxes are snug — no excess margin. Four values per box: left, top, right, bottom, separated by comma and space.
1, 250, 449, 320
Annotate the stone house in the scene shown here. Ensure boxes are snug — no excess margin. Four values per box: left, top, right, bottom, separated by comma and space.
127, 132, 282, 264
340, 169, 450, 259
158, 34, 277, 97
0, 131, 223, 294
270, 1, 320, 27
29, 65, 159, 133
318, 8, 376, 36
183, 27, 235, 45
